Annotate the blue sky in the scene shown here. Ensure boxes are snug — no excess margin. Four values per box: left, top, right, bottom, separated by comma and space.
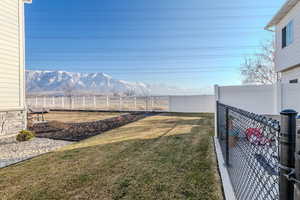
25, 0, 285, 93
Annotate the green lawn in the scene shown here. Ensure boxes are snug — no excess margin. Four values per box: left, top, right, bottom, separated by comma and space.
0, 113, 223, 200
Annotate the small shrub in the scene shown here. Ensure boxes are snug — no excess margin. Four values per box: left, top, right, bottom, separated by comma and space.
16, 130, 35, 142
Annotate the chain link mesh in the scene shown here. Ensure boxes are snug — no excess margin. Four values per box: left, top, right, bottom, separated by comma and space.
217, 102, 280, 200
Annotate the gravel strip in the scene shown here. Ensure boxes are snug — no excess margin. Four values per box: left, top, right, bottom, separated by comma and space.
0, 137, 73, 168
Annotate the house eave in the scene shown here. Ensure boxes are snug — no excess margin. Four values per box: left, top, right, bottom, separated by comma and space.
265, 0, 300, 30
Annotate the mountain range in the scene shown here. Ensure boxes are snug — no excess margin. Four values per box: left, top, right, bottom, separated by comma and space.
26, 70, 151, 96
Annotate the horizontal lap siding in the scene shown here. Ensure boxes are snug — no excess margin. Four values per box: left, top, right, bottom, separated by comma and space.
0, 0, 21, 108
275, 2, 300, 72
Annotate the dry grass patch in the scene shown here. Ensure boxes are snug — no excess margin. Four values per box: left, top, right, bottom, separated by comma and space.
0, 113, 223, 200
44, 111, 123, 123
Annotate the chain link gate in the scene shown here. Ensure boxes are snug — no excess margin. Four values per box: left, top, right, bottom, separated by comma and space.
216, 101, 300, 200
217, 102, 282, 200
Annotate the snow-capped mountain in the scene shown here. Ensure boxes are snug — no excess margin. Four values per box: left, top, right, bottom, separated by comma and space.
26, 70, 150, 95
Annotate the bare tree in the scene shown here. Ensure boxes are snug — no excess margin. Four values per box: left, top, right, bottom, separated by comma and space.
240, 40, 276, 85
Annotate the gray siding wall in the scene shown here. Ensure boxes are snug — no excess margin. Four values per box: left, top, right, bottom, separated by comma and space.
275, 2, 300, 72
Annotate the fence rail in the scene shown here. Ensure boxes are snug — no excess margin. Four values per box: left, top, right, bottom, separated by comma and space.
26, 96, 170, 112
26, 95, 216, 113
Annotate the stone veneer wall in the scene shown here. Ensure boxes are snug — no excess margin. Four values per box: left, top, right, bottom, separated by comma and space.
0, 110, 26, 137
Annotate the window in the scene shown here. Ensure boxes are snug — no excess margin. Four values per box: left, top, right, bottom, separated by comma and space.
282, 27, 287, 48
282, 21, 294, 48
289, 79, 298, 84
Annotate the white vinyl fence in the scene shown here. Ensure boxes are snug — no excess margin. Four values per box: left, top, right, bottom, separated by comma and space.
27, 83, 300, 115
169, 95, 215, 113
215, 83, 300, 115
281, 83, 300, 113
26, 95, 215, 113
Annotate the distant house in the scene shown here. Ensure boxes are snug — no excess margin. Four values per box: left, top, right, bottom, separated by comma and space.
265, 0, 300, 83
0, 0, 31, 137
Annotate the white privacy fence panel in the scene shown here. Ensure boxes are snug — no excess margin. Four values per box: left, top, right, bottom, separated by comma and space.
282, 83, 300, 112
26, 95, 215, 113
169, 95, 215, 113
217, 85, 275, 115
216, 83, 300, 115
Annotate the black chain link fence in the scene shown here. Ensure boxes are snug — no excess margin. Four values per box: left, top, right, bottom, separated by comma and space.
217, 102, 281, 200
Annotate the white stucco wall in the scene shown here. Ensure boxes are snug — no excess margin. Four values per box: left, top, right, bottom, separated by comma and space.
275, 2, 300, 73
0, 0, 26, 110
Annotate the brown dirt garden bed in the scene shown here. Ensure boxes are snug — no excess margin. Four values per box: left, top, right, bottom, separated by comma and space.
30, 112, 152, 141
43, 111, 123, 123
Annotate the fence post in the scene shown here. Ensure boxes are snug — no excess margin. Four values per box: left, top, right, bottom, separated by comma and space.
35, 96, 38, 107
71, 96, 73, 109
214, 85, 220, 138
225, 106, 230, 166
43, 96, 46, 108
119, 97, 122, 111
93, 96, 96, 108
216, 101, 220, 138
275, 82, 283, 114
280, 109, 297, 200
151, 96, 154, 111
106, 96, 109, 110
134, 97, 137, 111
82, 96, 86, 108
294, 120, 300, 199
62, 96, 64, 108
52, 96, 55, 107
